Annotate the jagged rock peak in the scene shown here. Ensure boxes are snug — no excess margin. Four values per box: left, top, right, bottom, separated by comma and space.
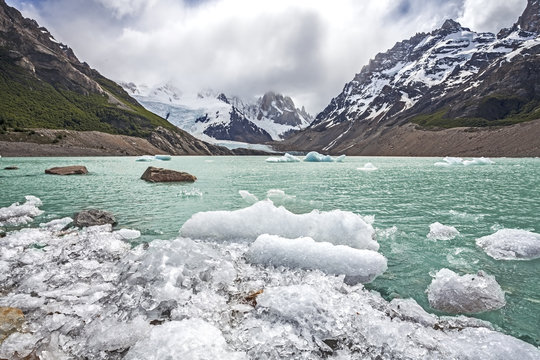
517, 0, 540, 33
440, 19, 463, 32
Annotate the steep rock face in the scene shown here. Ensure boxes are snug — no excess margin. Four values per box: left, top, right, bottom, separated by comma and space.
123, 84, 312, 144
285, 0, 540, 154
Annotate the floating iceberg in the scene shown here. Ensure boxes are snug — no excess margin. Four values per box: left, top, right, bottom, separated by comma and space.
154, 154, 172, 161
135, 155, 154, 162
463, 157, 495, 166
476, 229, 540, 260
265, 153, 301, 163
303, 151, 346, 162
427, 268, 506, 314
0, 196, 43, 227
435, 156, 495, 166
180, 200, 379, 250
247, 234, 387, 284
427, 222, 459, 240
357, 162, 378, 171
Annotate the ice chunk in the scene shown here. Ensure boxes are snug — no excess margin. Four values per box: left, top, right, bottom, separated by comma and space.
178, 187, 203, 198
154, 154, 171, 161
114, 228, 141, 240
266, 189, 296, 202
135, 155, 154, 162
180, 200, 379, 250
303, 151, 345, 162
239, 190, 258, 204
0, 196, 43, 226
388, 298, 438, 327
0, 333, 41, 359
427, 222, 459, 240
476, 229, 540, 260
265, 153, 301, 163
86, 317, 151, 352
358, 162, 378, 171
427, 268, 506, 314
125, 319, 246, 360
435, 156, 494, 166
463, 157, 495, 166
247, 235, 387, 284
40, 217, 73, 231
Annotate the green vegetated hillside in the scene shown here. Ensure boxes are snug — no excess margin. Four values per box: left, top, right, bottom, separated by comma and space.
0, 48, 175, 137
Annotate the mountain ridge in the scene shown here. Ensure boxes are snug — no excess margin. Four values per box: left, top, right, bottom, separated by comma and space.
283, 0, 540, 155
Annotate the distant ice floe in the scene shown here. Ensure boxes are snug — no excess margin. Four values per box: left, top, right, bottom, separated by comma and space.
0, 196, 43, 227
180, 200, 379, 250
135, 155, 172, 162
178, 187, 203, 198
303, 151, 346, 162
427, 268, 506, 314
1, 202, 539, 358
476, 229, 540, 260
358, 162, 378, 171
247, 235, 387, 284
427, 222, 460, 240
265, 153, 301, 163
434, 156, 495, 166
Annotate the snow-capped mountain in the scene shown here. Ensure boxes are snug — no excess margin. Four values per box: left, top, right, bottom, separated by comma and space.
122, 83, 312, 144
284, 0, 540, 154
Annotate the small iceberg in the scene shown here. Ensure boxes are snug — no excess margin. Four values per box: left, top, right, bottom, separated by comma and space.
247, 234, 387, 284
303, 151, 345, 162
463, 157, 495, 166
357, 162, 377, 171
476, 229, 540, 260
265, 153, 301, 163
135, 155, 154, 162
427, 268, 505, 314
154, 154, 172, 161
427, 222, 459, 241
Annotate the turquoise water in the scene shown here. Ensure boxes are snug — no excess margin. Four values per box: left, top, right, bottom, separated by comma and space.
0, 156, 539, 345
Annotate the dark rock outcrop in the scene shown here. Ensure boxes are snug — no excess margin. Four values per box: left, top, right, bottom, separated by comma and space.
73, 209, 116, 227
203, 107, 273, 143
141, 166, 197, 183
45, 165, 88, 175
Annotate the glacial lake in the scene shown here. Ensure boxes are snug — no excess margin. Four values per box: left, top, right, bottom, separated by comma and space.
0, 155, 539, 347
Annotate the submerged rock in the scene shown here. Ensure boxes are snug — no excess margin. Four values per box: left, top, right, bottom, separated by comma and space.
3, 166, 19, 170
427, 268, 506, 314
45, 166, 88, 175
73, 209, 116, 228
141, 166, 196, 183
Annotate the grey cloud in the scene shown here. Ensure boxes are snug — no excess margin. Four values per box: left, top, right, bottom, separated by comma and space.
6, 0, 526, 115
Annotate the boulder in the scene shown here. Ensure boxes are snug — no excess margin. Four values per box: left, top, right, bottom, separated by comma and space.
45, 165, 88, 175
3, 166, 19, 170
0, 307, 25, 342
141, 166, 197, 183
73, 209, 116, 228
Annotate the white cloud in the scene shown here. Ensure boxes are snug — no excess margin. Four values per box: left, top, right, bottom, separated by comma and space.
6, 0, 528, 114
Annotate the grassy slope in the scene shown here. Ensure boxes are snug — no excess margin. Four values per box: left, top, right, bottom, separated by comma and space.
0, 48, 176, 137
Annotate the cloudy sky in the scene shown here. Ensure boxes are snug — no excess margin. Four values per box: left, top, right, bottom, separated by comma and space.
7, 0, 527, 114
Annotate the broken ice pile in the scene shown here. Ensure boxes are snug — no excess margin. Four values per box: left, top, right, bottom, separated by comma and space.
0, 196, 43, 227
